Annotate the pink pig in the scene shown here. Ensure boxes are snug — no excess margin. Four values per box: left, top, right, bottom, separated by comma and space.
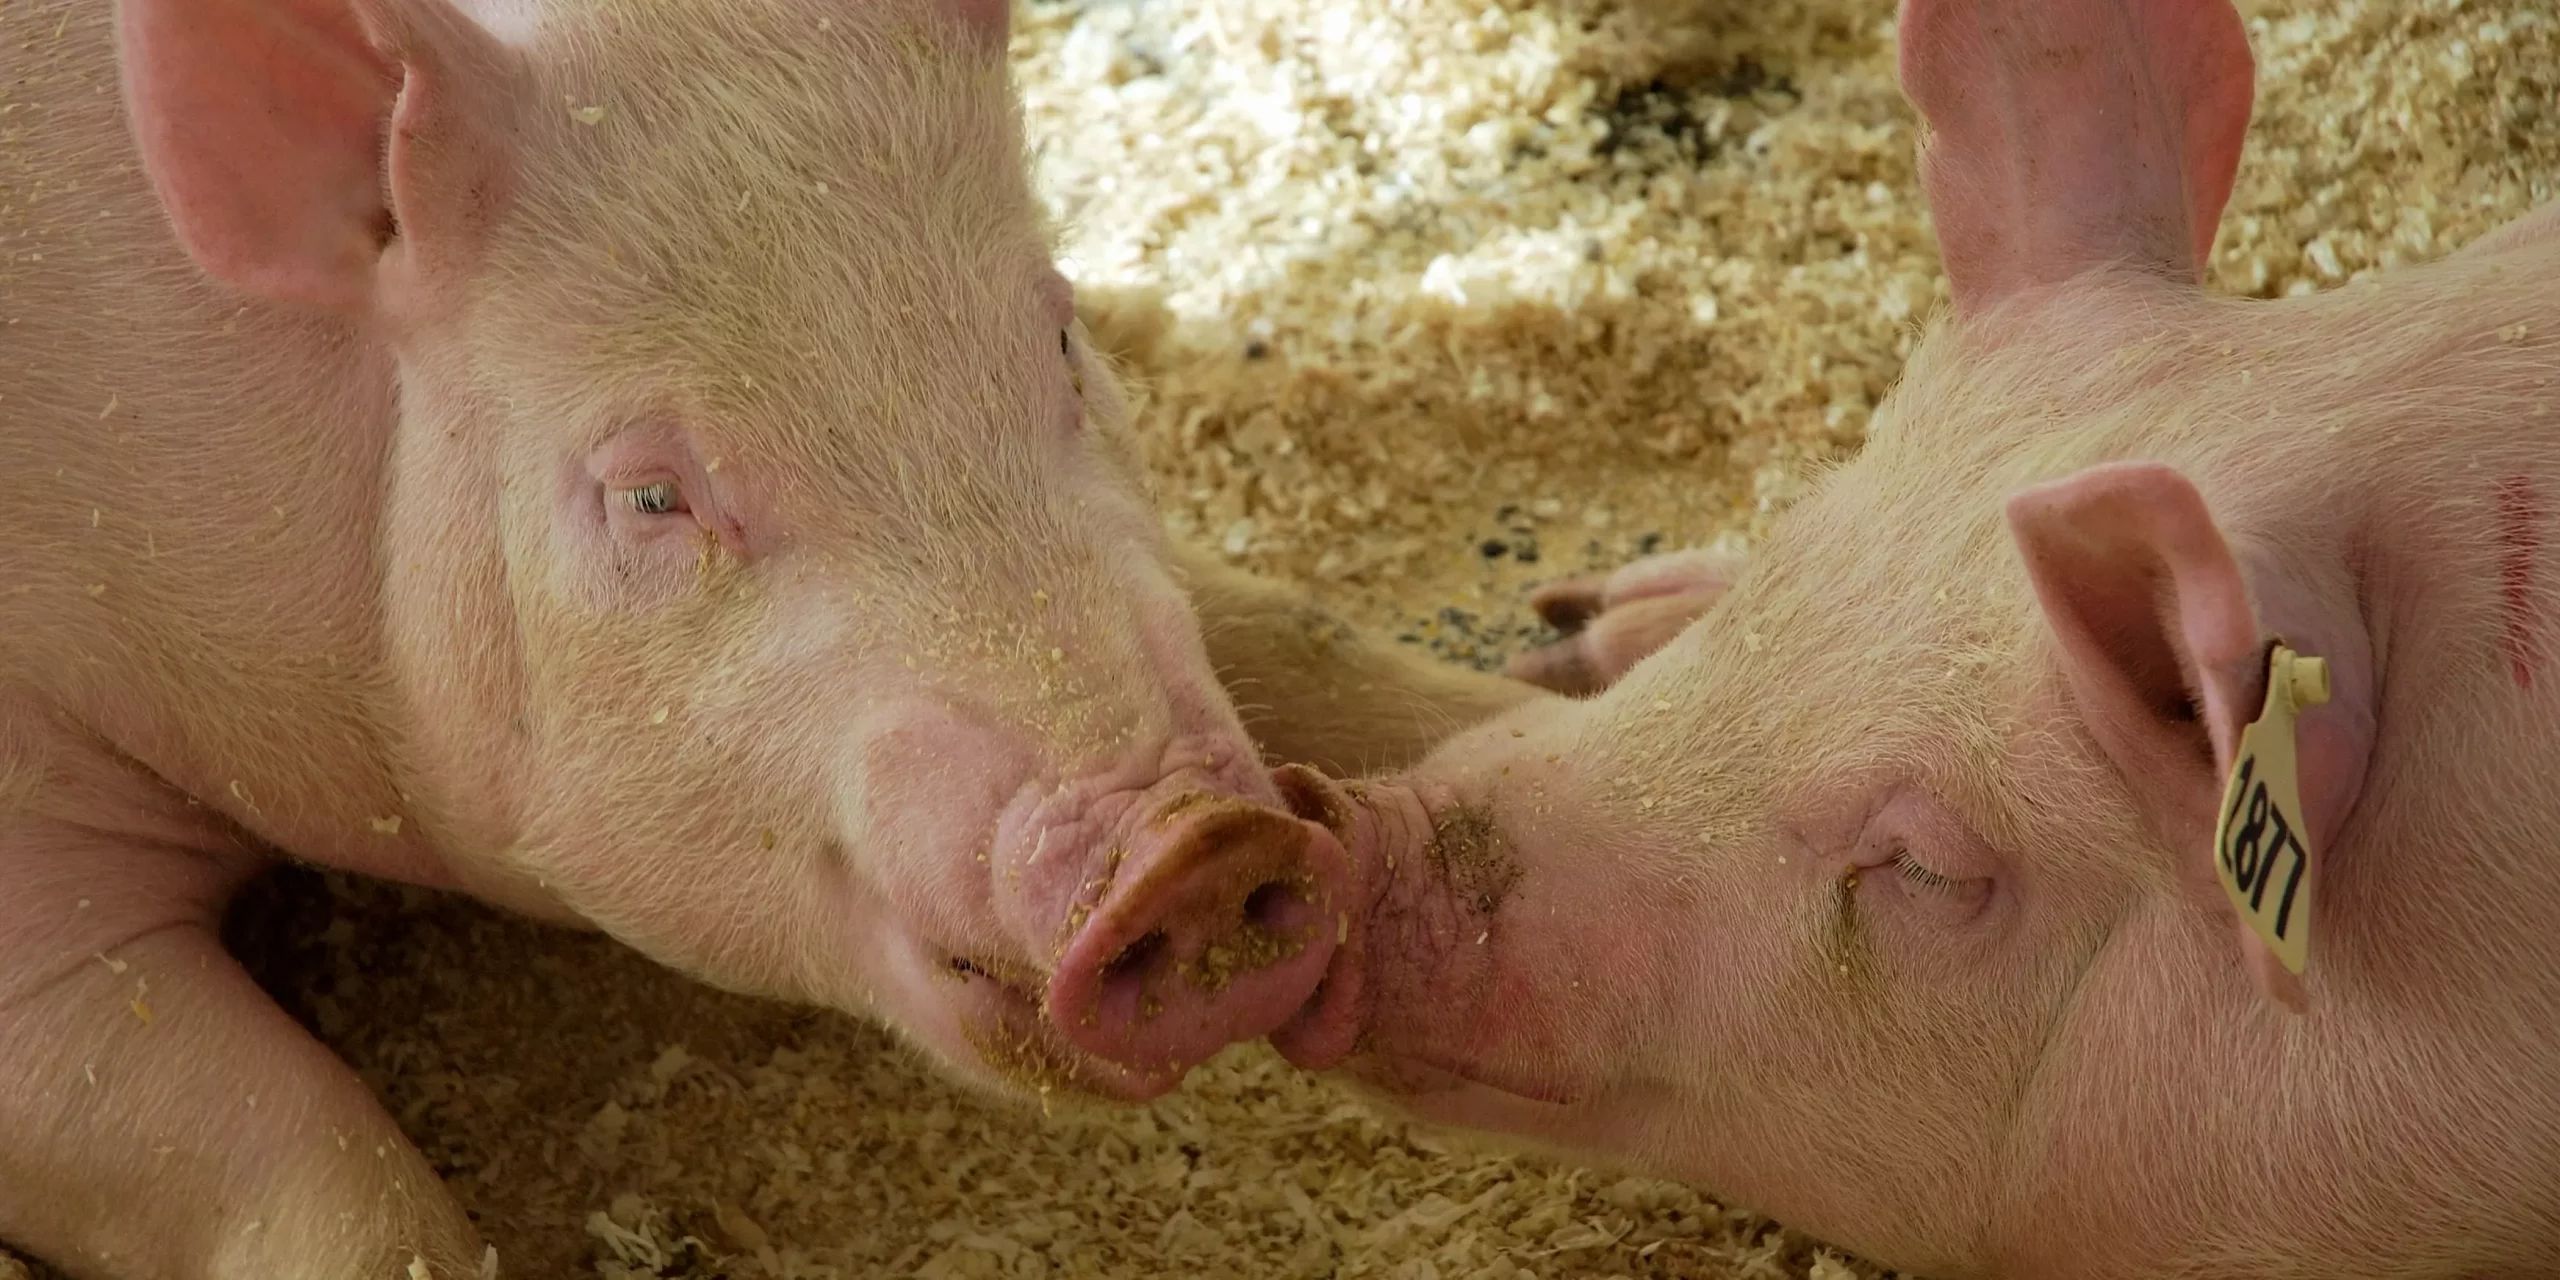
0, 0, 1531, 1275
1272, 0, 2560, 1274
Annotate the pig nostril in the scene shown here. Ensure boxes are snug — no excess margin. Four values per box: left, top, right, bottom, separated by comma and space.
1104, 930, 1169, 986
1242, 881, 1301, 930
1271, 764, 1342, 829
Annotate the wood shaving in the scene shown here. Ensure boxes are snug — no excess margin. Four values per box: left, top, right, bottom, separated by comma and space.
12, 1, 2547, 1278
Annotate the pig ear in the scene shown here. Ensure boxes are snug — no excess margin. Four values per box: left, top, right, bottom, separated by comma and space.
1897, 0, 2256, 315
2006, 463, 2312, 1006
117, 0, 518, 315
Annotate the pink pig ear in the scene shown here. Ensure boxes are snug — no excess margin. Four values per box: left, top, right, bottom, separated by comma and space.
117, 0, 519, 315
2006, 462, 2318, 1009
1896, 0, 2256, 315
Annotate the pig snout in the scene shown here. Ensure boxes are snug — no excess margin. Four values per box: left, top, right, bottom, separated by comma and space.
1041, 784, 1353, 1094
1264, 762, 1636, 1114
845, 700, 1345, 1098
1262, 769, 1501, 1079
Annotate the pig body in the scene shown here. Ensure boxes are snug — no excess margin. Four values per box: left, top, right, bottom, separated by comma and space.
1275, 2, 2560, 1275
0, 0, 1531, 1275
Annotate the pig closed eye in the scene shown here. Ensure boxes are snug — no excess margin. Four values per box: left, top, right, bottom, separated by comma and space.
1849, 792, 2000, 946
619, 481, 687, 517
1891, 846, 1960, 892
1863, 839, 1994, 927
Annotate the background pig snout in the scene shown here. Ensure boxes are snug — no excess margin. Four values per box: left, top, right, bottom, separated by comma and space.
1046, 794, 1349, 1089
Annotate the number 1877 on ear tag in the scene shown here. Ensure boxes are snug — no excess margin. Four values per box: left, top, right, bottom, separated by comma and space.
2212, 643, 2330, 976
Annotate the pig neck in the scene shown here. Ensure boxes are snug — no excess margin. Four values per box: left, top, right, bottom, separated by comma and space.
368, 362, 558, 920
0, 5, 551, 915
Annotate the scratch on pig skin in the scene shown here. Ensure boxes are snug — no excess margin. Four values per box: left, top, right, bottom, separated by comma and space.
2497, 475, 2541, 689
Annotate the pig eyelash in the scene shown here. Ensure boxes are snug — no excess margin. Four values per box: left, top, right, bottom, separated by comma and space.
1891, 850, 1961, 893
619, 480, 687, 517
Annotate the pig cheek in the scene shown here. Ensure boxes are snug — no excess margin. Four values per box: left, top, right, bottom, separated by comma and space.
836, 706, 1041, 965
521, 693, 887, 1003
515, 776, 817, 990
499, 609, 780, 937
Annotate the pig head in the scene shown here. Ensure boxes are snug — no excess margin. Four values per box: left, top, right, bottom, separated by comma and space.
1274, 0, 2560, 1275
0, 0, 1519, 1272
111, 0, 1346, 1100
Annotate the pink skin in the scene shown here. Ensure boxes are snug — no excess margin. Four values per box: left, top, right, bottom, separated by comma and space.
1280, 1, 2560, 1276
0, 0, 1347, 1274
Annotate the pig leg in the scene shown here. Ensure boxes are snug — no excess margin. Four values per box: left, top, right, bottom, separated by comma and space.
1504, 547, 1746, 696
1171, 543, 1549, 775
0, 822, 486, 1280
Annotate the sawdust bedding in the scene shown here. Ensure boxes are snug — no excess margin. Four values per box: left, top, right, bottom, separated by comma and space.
12, 0, 2552, 1277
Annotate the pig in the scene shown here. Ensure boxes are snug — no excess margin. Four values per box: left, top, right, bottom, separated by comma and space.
0, 0, 1534, 1275
1266, 0, 2560, 1275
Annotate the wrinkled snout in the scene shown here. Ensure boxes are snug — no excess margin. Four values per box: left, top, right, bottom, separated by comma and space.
1041, 779, 1352, 1095
858, 669, 1353, 1097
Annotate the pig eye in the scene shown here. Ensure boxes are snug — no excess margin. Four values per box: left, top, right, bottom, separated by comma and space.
1876, 842, 1994, 920
620, 480, 687, 517
1856, 794, 1998, 929
1891, 850, 1961, 894
1060, 329, 1072, 358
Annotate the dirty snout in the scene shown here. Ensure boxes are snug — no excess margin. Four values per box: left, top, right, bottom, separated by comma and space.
1026, 765, 1354, 1096
861, 698, 1355, 1099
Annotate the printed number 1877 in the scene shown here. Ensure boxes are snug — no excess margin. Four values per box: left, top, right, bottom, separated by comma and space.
2220, 755, 2309, 942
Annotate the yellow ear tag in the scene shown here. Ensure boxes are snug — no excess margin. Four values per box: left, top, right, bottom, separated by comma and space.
2211, 642, 2330, 975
